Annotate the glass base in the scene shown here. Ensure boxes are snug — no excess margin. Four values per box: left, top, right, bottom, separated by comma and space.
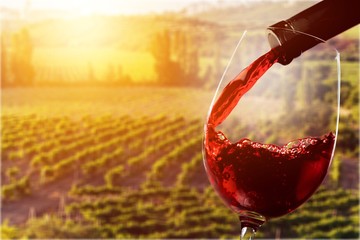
239, 211, 266, 240
241, 227, 256, 240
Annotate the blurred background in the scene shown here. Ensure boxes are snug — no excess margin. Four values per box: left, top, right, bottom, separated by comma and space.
1, 0, 359, 239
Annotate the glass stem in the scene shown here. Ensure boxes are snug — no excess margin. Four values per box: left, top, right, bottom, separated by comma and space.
240, 226, 256, 240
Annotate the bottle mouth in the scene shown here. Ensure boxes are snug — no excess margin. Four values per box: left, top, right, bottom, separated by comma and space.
267, 28, 293, 65
267, 30, 282, 48
267, 25, 327, 65
267, 21, 296, 47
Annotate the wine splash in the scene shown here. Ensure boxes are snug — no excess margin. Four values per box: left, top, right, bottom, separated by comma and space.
204, 47, 335, 223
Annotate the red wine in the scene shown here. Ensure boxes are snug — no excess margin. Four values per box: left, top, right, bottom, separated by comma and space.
204, 48, 335, 219
208, 48, 280, 127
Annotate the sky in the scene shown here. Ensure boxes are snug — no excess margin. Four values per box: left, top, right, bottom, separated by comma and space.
0, 0, 310, 15
1, 0, 217, 15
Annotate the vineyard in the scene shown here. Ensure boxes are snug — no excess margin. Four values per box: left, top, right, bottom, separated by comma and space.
1, 0, 359, 237
1, 87, 359, 239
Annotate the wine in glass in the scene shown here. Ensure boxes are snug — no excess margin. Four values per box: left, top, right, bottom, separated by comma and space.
203, 27, 340, 239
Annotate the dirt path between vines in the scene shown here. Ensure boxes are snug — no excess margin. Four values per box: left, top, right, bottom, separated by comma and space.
1, 170, 80, 225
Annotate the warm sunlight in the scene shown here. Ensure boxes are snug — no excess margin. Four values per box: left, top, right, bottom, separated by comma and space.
1, 0, 359, 239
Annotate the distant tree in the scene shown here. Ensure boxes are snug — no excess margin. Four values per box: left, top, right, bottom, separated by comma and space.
185, 34, 202, 87
149, 29, 202, 86
174, 30, 187, 74
10, 28, 35, 86
210, 28, 224, 89
297, 64, 333, 107
150, 30, 181, 85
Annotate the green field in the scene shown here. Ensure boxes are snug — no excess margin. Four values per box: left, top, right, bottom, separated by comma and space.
1, 87, 359, 239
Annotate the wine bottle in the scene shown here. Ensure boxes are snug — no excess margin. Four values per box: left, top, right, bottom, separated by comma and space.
268, 0, 360, 65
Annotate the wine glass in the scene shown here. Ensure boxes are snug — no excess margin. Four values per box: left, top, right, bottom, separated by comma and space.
203, 28, 340, 239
